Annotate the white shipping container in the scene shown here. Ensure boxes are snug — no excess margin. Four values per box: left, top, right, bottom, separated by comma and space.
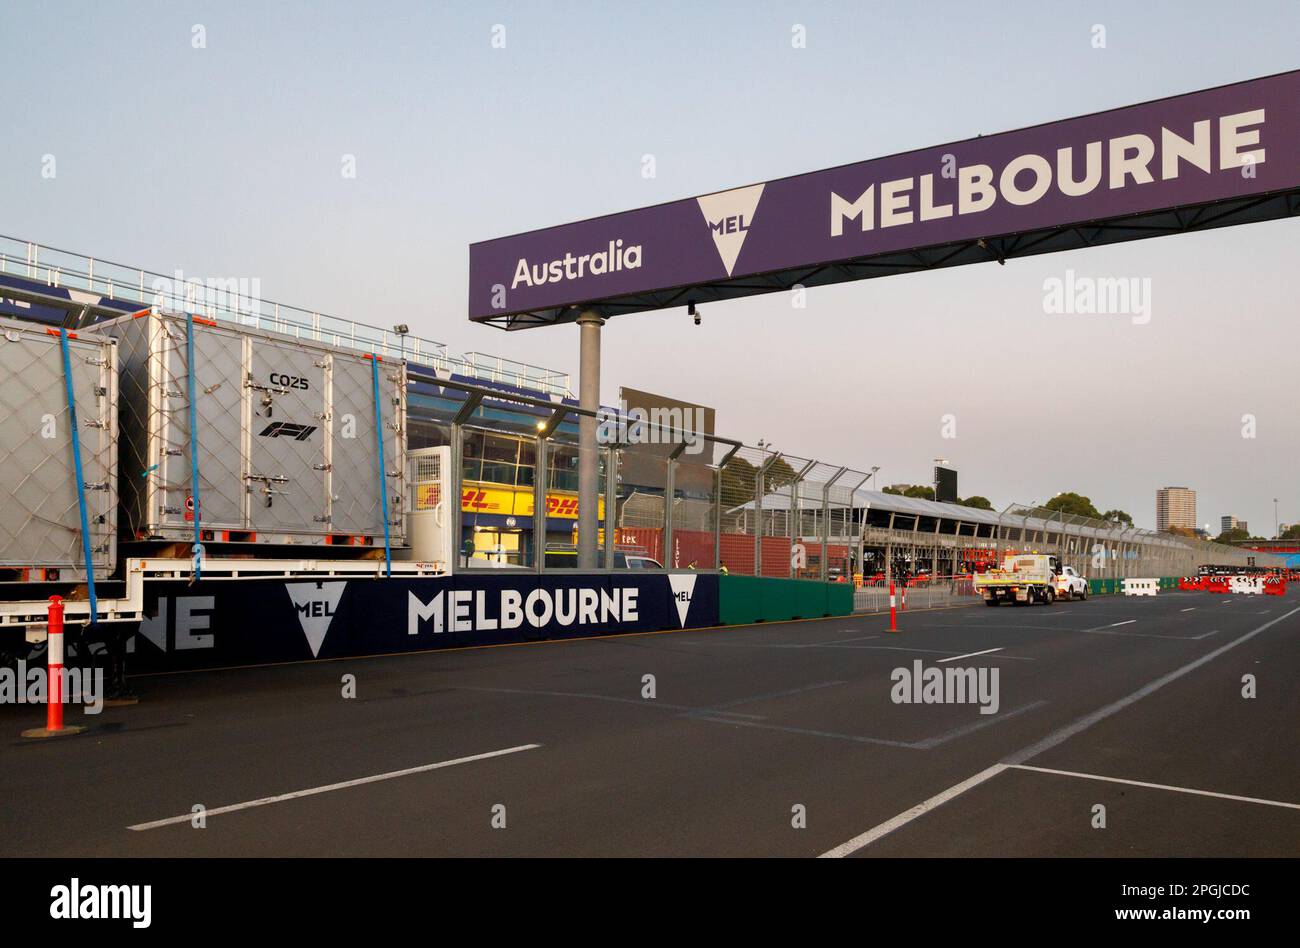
99, 310, 406, 549
0, 319, 118, 580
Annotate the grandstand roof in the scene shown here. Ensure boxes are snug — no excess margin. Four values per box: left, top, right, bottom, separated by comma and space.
733, 488, 1189, 548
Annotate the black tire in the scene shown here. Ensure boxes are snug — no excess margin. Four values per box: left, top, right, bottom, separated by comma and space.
984, 599, 999, 607
1042, 587, 1055, 605
1078, 585, 1088, 600
1021, 589, 1034, 606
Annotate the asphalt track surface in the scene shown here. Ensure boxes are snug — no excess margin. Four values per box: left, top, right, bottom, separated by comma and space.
2, 589, 1297, 857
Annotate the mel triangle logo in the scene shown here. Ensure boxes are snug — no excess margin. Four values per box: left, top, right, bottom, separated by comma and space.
696, 184, 764, 277
667, 574, 698, 628
285, 581, 347, 658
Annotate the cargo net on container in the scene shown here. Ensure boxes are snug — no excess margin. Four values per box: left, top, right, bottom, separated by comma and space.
0, 319, 117, 582
105, 309, 407, 554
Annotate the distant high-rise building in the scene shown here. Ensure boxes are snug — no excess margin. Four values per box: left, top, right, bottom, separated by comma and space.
1221, 515, 1247, 535
1156, 487, 1196, 532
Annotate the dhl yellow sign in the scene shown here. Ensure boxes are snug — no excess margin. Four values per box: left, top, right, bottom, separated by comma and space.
460, 483, 604, 520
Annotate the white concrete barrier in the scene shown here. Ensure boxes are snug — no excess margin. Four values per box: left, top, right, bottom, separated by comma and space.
1229, 576, 1264, 595
1122, 578, 1160, 597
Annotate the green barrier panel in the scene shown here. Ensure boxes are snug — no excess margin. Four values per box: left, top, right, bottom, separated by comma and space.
719, 576, 853, 624
1086, 577, 1180, 596
718, 574, 766, 625
788, 578, 828, 620
828, 582, 854, 616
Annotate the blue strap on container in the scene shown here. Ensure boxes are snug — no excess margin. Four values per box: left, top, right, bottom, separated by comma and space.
58, 329, 99, 624
186, 313, 203, 581
370, 354, 392, 577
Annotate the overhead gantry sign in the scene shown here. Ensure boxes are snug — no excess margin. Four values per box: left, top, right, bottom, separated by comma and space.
469, 70, 1300, 329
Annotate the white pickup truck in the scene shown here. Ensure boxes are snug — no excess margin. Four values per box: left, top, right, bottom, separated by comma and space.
974, 553, 1062, 606
1053, 565, 1089, 601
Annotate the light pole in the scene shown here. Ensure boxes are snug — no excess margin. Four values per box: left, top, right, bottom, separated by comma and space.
1274, 498, 1279, 539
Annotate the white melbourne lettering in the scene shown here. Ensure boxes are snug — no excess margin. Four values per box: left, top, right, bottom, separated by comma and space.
830, 109, 1268, 237
408, 586, 641, 635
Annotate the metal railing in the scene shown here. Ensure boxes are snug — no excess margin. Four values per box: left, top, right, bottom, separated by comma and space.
0, 234, 572, 397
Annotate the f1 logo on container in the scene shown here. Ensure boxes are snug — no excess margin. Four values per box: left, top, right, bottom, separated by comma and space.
259, 421, 317, 441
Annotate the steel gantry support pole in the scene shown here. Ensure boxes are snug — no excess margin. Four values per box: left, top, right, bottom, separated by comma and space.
577, 311, 604, 570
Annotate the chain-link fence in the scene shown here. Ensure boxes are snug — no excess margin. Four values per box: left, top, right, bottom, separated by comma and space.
404, 373, 1287, 580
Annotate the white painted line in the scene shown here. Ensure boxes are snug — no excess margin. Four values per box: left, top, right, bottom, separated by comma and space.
818, 765, 1009, 858
707, 679, 846, 710
1108, 619, 1137, 627
1009, 764, 1300, 811
938, 647, 1004, 663
128, 744, 542, 831
1180, 608, 1196, 612
1005, 605, 1300, 766
821, 604, 1300, 857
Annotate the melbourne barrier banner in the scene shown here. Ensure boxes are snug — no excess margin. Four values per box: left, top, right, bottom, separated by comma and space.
469, 70, 1300, 323
123, 572, 720, 671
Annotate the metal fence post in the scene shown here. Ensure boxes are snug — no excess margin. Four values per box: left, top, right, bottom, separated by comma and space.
663, 454, 676, 569
450, 422, 463, 573
714, 466, 722, 571
604, 445, 617, 569
534, 433, 547, 574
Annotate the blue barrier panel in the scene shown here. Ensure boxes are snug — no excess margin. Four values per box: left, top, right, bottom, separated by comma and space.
125, 572, 720, 672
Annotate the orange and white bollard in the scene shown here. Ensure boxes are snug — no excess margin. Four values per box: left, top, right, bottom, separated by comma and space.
47, 595, 64, 731
21, 595, 85, 739
889, 582, 897, 632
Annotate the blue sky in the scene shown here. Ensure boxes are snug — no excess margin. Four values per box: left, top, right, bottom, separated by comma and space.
3, 0, 1297, 532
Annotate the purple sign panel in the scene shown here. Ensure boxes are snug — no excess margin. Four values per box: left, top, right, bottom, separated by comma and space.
469, 71, 1300, 324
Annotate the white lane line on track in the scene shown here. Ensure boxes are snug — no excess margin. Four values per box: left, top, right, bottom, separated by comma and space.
1181, 607, 1196, 612
818, 765, 1010, 858
1108, 619, 1137, 627
819, 604, 1300, 857
455, 684, 764, 719
911, 700, 1048, 749
938, 647, 1004, 663
1008, 764, 1300, 811
706, 679, 847, 710
128, 744, 542, 831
